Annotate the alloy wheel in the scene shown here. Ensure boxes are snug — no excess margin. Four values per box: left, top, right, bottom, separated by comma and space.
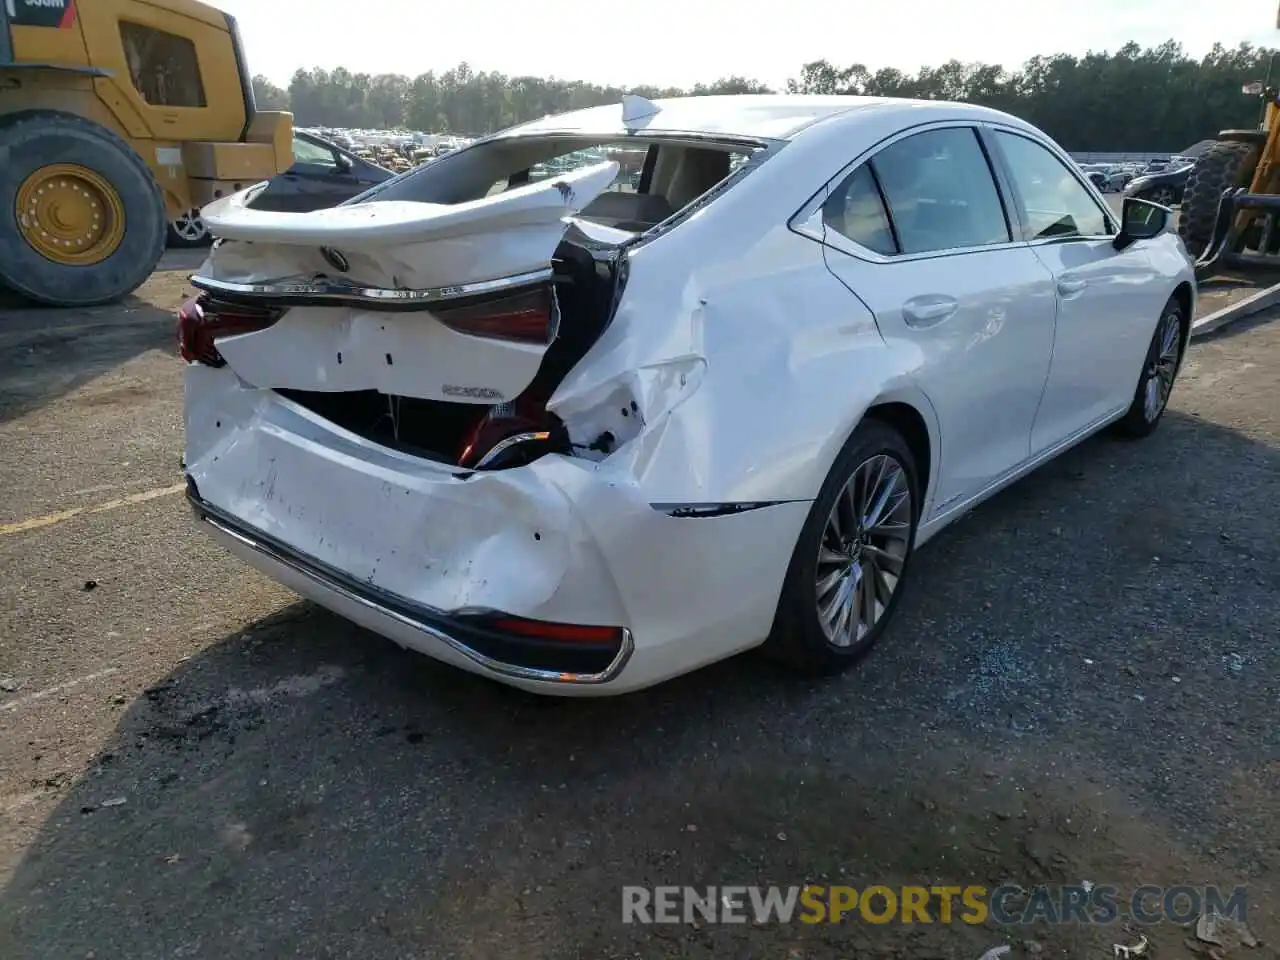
815, 453, 913, 646
1151, 186, 1176, 206
171, 209, 209, 242
1143, 310, 1181, 422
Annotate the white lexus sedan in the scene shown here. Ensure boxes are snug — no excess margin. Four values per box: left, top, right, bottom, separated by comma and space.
181, 95, 1194, 696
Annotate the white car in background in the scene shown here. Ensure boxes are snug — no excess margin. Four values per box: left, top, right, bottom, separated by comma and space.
182, 94, 1194, 696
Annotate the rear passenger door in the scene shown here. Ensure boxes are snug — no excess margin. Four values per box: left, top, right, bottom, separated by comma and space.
814, 125, 1058, 518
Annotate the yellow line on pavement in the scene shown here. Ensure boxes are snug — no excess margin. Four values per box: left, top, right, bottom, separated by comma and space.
0, 483, 187, 537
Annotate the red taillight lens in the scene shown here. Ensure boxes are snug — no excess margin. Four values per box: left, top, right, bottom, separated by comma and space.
487, 616, 623, 644
432, 285, 556, 345
177, 296, 281, 366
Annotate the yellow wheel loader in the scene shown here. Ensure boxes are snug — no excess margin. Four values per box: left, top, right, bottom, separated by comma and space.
0, 0, 293, 306
1180, 7, 1280, 279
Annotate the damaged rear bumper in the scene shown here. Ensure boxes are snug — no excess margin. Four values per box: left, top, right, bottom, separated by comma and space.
183, 366, 810, 695
188, 489, 633, 685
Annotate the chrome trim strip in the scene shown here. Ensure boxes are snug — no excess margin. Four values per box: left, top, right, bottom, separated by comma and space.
651, 500, 794, 517
473, 431, 553, 469
788, 119, 1035, 263
189, 268, 554, 310
190, 496, 633, 685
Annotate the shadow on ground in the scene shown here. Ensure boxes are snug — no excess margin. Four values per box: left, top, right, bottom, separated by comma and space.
2, 411, 1277, 959
0, 296, 178, 426
0, 250, 204, 425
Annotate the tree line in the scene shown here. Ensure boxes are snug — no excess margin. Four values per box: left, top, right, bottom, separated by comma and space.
252, 41, 1277, 152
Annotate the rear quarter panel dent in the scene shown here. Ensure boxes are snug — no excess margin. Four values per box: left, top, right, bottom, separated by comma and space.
576, 223, 924, 504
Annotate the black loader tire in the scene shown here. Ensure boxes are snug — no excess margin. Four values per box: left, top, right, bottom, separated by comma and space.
1177, 140, 1260, 259
0, 112, 166, 306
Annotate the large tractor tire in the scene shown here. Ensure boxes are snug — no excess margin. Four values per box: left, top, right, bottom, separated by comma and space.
1177, 140, 1261, 259
0, 112, 166, 307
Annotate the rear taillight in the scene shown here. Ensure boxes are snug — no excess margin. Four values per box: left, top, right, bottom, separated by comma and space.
456, 395, 563, 469
177, 296, 282, 366
486, 616, 624, 645
432, 285, 558, 345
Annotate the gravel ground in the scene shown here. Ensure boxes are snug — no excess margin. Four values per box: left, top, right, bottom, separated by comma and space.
0, 252, 1277, 960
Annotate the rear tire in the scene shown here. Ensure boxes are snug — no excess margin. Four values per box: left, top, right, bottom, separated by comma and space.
1177, 140, 1260, 258
1113, 295, 1186, 439
765, 419, 920, 675
0, 112, 165, 306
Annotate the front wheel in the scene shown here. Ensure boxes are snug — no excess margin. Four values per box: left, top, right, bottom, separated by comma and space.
1113, 296, 1186, 439
766, 419, 920, 674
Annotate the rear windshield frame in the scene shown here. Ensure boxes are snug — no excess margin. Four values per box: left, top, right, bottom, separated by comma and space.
343, 130, 782, 239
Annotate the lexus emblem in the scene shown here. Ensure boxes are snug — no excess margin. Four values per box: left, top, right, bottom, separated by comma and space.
320, 246, 349, 273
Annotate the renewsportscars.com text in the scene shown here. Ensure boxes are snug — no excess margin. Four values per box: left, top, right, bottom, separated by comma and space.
622, 884, 1248, 926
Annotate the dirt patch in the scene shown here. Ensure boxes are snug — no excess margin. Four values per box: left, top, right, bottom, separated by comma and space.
419, 749, 1275, 960
69, 379, 163, 409
1195, 271, 1280, 317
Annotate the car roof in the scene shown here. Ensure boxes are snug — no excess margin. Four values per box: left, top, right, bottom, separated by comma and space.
500, 94, 1030, 142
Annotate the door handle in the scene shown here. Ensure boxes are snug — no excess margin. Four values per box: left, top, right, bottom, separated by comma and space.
1057, 278, 1088, 297
902, 296, 959, 328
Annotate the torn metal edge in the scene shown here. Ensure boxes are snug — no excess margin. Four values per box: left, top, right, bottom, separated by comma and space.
653, 501, 794, 518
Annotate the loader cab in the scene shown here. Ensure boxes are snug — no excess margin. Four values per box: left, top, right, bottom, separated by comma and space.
89, 0, 254, 144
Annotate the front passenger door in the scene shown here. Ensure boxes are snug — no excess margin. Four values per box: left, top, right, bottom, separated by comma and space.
817, 126, 1058, 517
987, 129, 1164, 452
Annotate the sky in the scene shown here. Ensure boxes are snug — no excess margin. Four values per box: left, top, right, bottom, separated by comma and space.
220, 0, 1280, 91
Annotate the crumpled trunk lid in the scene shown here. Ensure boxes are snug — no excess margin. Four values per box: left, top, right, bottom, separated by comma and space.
190, 161, 619, 405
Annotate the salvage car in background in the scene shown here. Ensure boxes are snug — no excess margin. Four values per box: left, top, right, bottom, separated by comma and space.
1123, 161, 1192, 207
180, 95, 1194, 695
245, 130, 393, 213
1078, 163, 1115, 191
173, 131, 395, 243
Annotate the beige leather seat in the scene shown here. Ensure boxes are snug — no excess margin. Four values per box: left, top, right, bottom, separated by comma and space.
578, 192, 675, 231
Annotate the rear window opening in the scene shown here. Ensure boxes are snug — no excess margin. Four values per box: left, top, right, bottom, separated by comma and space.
354, 134, 759, 235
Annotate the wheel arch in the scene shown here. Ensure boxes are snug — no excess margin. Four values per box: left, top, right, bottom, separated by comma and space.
806, 376, 940, 516
1171, 280, 1194, 363
864, 397, 936, 511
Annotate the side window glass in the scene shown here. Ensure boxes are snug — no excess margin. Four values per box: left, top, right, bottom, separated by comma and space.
994, 132, 1111, 240
823, 164, 897, 255
871, 128, 1010, 255
119, 22, 207, 108
292, 137, 339, 170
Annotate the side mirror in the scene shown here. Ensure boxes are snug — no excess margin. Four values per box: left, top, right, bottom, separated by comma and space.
1113, 197, 1170, 251
334, 153, 353, 174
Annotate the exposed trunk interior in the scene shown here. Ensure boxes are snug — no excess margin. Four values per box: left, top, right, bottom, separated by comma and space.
276, 235, 621, 468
